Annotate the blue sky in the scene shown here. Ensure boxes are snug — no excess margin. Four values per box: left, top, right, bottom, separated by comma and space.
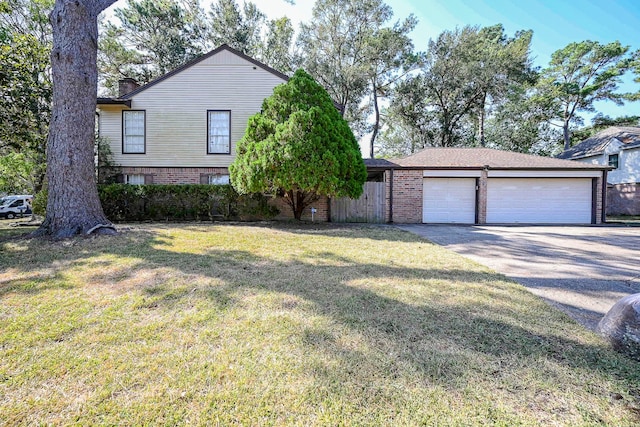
257, 0, 640, 121
394, 0, 640, 65
389, 0, 640, 121
106, 0, 640, 121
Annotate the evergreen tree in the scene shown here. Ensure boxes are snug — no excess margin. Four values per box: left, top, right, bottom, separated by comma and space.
537, 40, 637, 150
230, 69, 367, 220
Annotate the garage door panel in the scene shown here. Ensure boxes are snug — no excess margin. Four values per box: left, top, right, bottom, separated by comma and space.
423, 178, 476, 223
487, 178, 592, 224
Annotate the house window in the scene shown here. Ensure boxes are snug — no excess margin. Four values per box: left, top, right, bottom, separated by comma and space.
207, 110, 231, 154
123, 110, 145, 153
608, 154, 619, 169
208, 174, 230, 185
125, 174, 145, 185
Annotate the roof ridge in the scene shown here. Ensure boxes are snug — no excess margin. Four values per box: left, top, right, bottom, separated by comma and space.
391, 147, 606, 170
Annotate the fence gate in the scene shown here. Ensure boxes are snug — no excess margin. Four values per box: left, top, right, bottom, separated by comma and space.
330, 182, 386, 223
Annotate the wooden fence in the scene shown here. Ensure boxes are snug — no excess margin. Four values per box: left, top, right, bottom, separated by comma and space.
330, 182, 386, 223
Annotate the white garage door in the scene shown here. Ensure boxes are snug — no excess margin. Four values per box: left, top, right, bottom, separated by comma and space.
423, 178, 476, 223
487, 178, 592, 224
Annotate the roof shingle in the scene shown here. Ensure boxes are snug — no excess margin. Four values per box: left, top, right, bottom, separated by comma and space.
391, 147, 606, 169
557, 126, 640, 159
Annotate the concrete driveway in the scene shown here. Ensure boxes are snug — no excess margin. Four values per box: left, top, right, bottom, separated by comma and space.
397, 224, 640, 331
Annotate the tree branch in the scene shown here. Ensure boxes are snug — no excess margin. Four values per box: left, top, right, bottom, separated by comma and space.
94, 0, 118, 14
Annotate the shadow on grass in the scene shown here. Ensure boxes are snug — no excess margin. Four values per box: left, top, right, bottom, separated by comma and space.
2, 223, 639, 412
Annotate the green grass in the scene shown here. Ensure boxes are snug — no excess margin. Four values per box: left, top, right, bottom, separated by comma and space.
607, 215, 640, 224
1, 222, 639, 426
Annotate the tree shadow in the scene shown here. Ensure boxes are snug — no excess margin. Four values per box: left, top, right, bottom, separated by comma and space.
101, 230, 640, 379
2, 223, 639, 419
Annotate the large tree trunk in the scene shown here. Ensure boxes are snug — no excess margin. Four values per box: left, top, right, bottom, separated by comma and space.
33, 0, 117, 239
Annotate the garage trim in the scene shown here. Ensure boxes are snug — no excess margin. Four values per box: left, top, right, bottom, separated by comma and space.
423, 177, 477, 224
423, 170, 482, 178
486, 177, 594, 224
489, 170, 602, 178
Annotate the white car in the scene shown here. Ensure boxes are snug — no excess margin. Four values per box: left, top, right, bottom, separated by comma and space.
0, 195, 33, 219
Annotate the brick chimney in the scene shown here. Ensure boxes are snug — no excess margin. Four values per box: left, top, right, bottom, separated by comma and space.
118, 78, 140, 97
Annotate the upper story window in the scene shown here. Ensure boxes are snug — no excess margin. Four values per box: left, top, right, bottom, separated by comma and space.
123, 110, 145, 153
207, 110, 231, 154
608, 154, 619, 169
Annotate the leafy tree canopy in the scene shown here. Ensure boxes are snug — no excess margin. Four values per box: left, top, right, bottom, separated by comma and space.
536, 40, 638, 150
230, 69, 367, 220
99, 0, 294, 95
98, 0, 206, 93
0, 0, 52, 192
380, 25, 535, 153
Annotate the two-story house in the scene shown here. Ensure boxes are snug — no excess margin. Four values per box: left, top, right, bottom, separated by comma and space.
97, 44, 288, 187
558, 127, 640, 215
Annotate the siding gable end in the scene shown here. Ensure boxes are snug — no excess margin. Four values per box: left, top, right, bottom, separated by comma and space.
98, 45, 288, 169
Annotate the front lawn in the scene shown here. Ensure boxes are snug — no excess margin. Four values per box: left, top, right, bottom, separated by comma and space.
1, 223, 638, 425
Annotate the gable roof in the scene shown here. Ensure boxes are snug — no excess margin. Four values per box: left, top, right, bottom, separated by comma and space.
118, 44, 289, 100
557, 126, 640, 160
392, 147, 607, 170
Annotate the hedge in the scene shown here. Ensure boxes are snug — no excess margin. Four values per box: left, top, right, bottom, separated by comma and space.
33, 184, 279, 222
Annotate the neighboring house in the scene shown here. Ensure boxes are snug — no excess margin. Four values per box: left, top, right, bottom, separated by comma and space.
342, 148, 608, 225
97, 44, 288, 187
558, 126, 640, 215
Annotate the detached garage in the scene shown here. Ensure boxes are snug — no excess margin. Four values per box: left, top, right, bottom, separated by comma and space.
386, 148, 609, 225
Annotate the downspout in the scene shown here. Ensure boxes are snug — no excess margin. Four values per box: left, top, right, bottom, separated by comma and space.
388, 168, 394, 223
601, 169, 608, 224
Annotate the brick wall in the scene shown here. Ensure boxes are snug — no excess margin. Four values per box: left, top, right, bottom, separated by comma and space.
121, 167, 229, 184
595, 176, 603, 224
477, 170, 488, 224
607, 183, 640, 216
384, 170, 393, 223
270, 195, 329, 221
391, 169, 423, 223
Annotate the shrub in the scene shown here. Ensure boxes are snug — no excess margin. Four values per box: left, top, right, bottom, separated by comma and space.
31, 190, 47, 216
31, 185, 279, 222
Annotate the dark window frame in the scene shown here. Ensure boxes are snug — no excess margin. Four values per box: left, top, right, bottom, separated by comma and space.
122, 110, 147, 154
206, 110, 231, 155
608, 153, 619, 169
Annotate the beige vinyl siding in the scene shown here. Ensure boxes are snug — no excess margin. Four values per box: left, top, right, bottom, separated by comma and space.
99, 105, 127, 154
98, 49, 286, 168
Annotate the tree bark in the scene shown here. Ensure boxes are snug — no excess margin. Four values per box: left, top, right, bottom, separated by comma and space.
563, 119, 571, 151
478, 92, 487, 147
369, 80, 380, 158
284, 189, 319, 220
33, 0, 117, 238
